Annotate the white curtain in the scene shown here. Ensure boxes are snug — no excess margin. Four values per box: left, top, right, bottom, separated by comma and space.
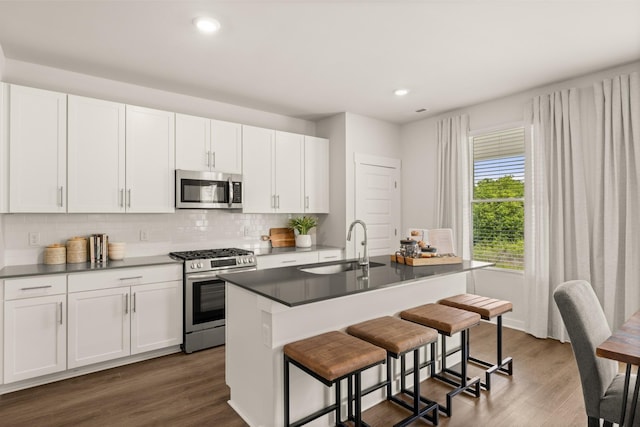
525, 89, 592, 340
436, 114, 471, 259
592, 72, 640, 330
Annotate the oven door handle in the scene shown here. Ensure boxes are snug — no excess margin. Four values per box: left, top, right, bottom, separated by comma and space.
187, 273, 223, 280
187, 268, 256, 281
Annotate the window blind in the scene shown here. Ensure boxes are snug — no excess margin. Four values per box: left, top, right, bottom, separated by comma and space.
471, 127, 525, 270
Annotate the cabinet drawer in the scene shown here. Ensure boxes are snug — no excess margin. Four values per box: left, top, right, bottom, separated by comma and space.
317, 249, 343, 262
68, 264, 182, 293
256, 252, 319, 270
4, 275, 67, 300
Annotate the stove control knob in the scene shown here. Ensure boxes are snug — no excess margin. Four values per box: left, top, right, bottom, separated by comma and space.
190, 263, 195, 269
239, 258, 245, 264
197, 263, 203, 268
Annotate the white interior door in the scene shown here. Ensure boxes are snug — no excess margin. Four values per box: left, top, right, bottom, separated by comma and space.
355, 156, 401, 257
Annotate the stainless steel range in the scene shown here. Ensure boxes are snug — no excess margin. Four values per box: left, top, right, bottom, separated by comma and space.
170, 248, 256, 353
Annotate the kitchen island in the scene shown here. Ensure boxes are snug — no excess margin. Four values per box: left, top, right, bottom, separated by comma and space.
220, 256, 492, 427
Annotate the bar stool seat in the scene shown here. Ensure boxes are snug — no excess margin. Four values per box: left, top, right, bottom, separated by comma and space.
401, 303, 481, 417
347, 316, 439, 427
283, 330, 386, 427
438, 294, 513, 390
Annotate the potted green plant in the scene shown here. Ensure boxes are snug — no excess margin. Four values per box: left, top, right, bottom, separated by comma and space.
288, 216, 318, 248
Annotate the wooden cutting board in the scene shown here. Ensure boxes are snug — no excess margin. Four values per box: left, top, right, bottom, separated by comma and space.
391, 254, 462, 266
269, 228, 295, 247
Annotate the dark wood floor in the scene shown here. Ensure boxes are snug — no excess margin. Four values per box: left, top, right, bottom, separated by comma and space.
0, 323, 587, 426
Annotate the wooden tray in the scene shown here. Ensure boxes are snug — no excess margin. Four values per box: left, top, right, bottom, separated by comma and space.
391, 254, 462, 266
269, 228, 295, 247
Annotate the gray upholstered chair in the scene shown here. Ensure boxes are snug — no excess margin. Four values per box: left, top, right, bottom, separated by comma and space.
554, 280, 638, 426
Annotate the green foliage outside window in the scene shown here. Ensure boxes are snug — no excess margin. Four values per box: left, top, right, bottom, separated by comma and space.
472, 176, 524, 270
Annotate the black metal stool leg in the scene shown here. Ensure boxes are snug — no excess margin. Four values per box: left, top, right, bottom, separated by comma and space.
468, 315, 514, 390
284, 355, 290, 426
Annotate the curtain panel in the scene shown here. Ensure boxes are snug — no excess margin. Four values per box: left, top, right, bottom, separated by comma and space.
525, 89, 592, 340
592, 72, 640, 330
436, 114, 470, 259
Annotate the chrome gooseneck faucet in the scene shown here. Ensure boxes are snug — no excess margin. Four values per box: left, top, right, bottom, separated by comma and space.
347, 219, 369, 267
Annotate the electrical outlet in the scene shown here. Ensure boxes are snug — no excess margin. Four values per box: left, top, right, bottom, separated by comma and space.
139, 230, 149, 241
28, 232, 41, 246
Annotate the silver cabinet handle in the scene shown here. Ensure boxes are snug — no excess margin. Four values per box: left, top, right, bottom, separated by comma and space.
276, 195, 280, 209
120, 189, 124, 207
127, 189, 132, 208
58, 187, 64, 207
206, 150, 211, 168
133, 293, 136, 313
20, 285, 52, 291
59, 302, 63, 325
305, 196, 309, 209
212, 152, 216, 168
228, 177, 233, 207
281, 259, 297, 264
271, 195, 276, 209
119, 276, 143, 281
124, 293, 129, 315
323, 255, 339, 260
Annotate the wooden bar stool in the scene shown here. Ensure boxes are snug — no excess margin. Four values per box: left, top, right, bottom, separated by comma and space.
438, 294, 513, 390
400, 303, 481, 417
346, 316, 439, 427
283, 330, 386, 427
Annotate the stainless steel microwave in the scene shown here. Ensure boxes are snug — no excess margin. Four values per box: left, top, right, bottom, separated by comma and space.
175, 170, 242, 209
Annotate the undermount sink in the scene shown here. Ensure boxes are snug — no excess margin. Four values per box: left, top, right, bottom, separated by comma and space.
299, 260, 385, 275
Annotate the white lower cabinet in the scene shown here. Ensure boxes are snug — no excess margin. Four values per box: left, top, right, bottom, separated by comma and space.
67, 287, 130, 369
67, 266, 182, 369
256, 251, 320, 270
3, 275, 67, 384
130, 281, 183, 355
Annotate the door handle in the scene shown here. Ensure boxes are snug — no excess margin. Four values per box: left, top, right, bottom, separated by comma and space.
120, 189, 124, 207
127, 189, 132, 208
206, 150, 211, 168
59, 302, 63, 325
20, 285, 52, 291
212, 152, 216, 168
305, 196, 309, 209
124, 293, 129, 315
133, 293, 136, 313
58, 187, 64, 207
276, 195, 280, 209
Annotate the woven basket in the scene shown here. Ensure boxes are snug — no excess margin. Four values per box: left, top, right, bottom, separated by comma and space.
44, 244, 66, 265
66, 237, 88, 263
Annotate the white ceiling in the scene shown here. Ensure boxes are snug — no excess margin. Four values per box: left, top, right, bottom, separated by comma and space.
0, 0, 638, 124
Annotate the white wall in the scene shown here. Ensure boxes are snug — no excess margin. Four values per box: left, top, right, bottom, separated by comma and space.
2, 59, 315, 135
317, 112, 401, 258
401, 60, 640, 330
316, 113, 346, 249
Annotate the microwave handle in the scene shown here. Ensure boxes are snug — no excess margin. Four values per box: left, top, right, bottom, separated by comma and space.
228, 177, 233, 207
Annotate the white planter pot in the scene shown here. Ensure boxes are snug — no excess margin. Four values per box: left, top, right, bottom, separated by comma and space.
295, 234, 312, 248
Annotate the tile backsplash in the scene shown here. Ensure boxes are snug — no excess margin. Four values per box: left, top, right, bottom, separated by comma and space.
2, 211, 299, 265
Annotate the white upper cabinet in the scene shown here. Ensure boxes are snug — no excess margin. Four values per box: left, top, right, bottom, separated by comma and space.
242, 126, 304, 213
242, 125, 275, 213
0, 83, 7, 213
274, 130, 304, 213
125, 105, 175, 213
67, 95, 126, 213
8, 84, 67, 213
176, 113, 242, 174
304, 136, 329, 213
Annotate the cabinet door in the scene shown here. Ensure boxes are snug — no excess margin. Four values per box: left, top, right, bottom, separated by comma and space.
256, 252, 319, 269
8, 85, 67, 213
131, 281, 183, 354
304, 136, 330, 213
0, 83, 7, 213
175, 113, 210, 172
275, 131, 304, 213
4, 295, 66, 383
68, 95, 126, 213
68, 287, 130, 368
125, 105, 175, 213
242, 125, 275, 213
211, 119, 242, 174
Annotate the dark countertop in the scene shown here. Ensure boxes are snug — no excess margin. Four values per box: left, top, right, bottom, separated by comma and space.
251, 245, 342, 256
219, 255, 493, 307
0, 255, 182, 279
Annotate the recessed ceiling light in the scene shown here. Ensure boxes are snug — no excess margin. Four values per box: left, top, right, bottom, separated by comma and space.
193, 17, 221, 34
394, 89, 409, 96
